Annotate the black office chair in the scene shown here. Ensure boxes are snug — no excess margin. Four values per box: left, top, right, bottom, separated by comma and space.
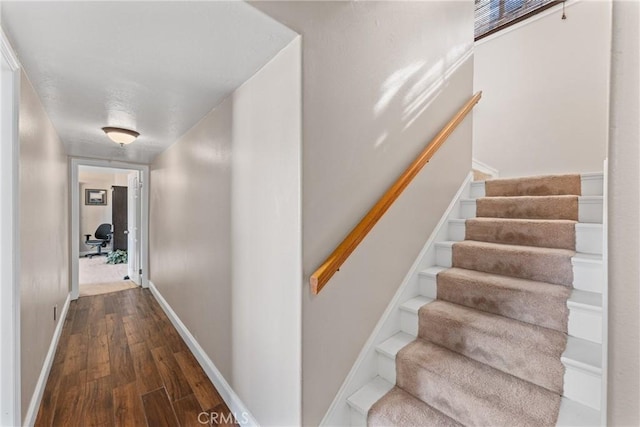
84, 223, 112, 258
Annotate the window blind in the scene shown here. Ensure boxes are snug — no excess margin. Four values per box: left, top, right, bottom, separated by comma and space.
475, 0, 560, 40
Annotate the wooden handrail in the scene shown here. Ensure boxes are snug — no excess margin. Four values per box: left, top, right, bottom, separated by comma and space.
310, 91, 482, 295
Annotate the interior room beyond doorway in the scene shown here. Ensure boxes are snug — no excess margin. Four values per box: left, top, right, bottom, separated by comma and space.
77, 165, 140, 297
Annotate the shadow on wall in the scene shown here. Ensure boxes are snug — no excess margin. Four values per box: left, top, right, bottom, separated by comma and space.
373, 44, 473, 149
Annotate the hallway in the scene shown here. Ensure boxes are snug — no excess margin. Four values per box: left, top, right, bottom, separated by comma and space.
34, 288, 234, 426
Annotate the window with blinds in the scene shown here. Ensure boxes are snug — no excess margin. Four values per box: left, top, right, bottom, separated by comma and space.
475, 0, 560, 40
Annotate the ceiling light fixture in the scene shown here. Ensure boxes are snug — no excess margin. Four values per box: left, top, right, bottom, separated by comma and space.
102, 126, 140, 147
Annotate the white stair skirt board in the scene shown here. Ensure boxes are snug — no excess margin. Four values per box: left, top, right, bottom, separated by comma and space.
469, 173, 604, 200
23, 294, 71, 427
459, 196, 604, 223
319, 173, 475, 427
148, 281, 258, 427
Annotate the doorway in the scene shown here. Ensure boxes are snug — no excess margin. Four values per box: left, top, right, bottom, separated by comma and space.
70, 159, 149, 300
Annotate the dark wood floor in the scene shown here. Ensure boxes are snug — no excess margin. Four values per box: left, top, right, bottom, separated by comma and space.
35, 288, 234, 427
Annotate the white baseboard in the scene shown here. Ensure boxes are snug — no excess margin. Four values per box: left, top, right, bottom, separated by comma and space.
320, 173, 474, 426
147, 281, 258, 426
23, 293, 71, 427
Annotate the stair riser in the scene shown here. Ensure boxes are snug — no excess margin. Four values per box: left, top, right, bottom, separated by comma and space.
349, 409, 367, 427
469, 181, 485, 198
448, 221, 603, 255
563, 367, 602, 410
581, 174, 605, 197
377, 352, 396, 384
434, 244, 604, 293
579, 199, 604, 223
469, 174, 604, 199
568, 308, 602, 344
418, 274, 438, 299
460, 199, 603, 223
400, 310, 418, 336
435, 244, 453, 268
575, 224, 604, 255
448, 220, 466, 241
572, 258, 604, 293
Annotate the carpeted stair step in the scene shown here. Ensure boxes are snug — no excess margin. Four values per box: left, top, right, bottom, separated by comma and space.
418, 300, 567, 394
465, 217, 577, 250
476, 195, 579, 220
460, 196, 603, 223
437, 267, 571, 332
452, 240, 574, 286
395, 339, 562, 426
476, 196, 578, 221
368, 387, 462, 427
485, 174, 581, 197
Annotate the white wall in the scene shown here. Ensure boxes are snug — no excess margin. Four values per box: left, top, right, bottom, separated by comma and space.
473, 0, 611, 177
18, 72, 69, 421
250, 2, 474, 424
607, 1, 640, 425
150, 96, 233, 381
231, 37, 301, 426
150, 37, 302, 426
0, 28, 20, 427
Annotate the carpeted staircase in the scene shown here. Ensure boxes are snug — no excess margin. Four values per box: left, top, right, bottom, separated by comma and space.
368, 174, 584, 427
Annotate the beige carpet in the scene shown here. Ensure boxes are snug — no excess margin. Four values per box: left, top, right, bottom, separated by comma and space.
485, 173, 581, 197
79, 280, 137, 297
369, 174, 580, 426
78, 256, 134, 297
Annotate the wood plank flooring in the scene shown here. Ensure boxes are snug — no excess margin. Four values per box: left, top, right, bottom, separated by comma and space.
35, 288, 235, 426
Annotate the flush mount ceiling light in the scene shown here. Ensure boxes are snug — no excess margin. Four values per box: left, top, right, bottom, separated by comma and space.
102, 127, 140, 147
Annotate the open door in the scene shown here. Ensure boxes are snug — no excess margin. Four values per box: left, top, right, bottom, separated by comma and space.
127, 172, 141, 285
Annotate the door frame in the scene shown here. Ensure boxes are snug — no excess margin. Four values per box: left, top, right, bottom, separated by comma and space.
127, 172, 142, 285
70, 158, 149, 299
0, 27, 21, 426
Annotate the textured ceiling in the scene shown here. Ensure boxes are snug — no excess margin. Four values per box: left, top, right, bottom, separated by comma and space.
2, 1, 296, 164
